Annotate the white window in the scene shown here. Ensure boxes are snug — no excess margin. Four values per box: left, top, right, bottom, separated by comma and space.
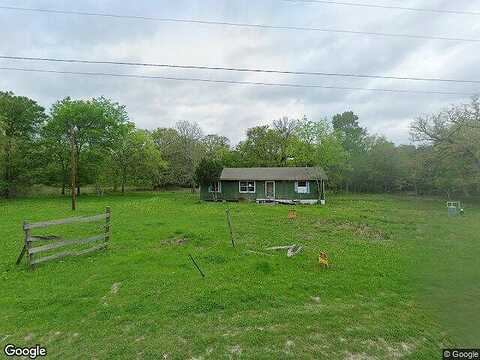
295, 180, 309, 194
239, 181, 255, 193
208, 181, 221, 193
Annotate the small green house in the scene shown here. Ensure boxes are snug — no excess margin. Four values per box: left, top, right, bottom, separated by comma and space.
200, 167, 328, 204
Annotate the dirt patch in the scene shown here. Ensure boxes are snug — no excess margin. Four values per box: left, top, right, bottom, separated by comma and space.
314, 219, 389, 241
160, 237, 189, 246
362, 338, 417, 358
111, 282, 121, 294
344, 352, 376, 360
229, 345, 242, 356
284, 340, 295, 354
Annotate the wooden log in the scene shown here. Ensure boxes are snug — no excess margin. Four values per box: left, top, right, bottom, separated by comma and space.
24, 213, 107, 230
28, 234, 104, 255
266, 245, 296, 251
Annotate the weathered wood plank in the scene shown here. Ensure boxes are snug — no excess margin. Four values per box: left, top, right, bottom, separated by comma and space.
31, 250, 72, 265
29, 235, 62, 242
24, 220, 32, 269
24, 213, 107, 230
266, 245, 295, 251
75, 243, 107, 256
31, 243, 107, 265
29, 234, 104, 255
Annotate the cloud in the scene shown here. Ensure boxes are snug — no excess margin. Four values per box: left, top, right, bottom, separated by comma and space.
0, 0, 477, 144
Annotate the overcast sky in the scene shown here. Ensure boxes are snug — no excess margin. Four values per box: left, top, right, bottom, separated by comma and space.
0, 0, 478, 144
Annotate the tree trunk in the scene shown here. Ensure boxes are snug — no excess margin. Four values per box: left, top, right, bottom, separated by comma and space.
61, 162, 67, 196
4, 139, 12, 198
121, 166, 127, 195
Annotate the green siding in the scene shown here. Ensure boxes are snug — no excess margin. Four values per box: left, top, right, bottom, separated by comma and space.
200, 180, 321, 201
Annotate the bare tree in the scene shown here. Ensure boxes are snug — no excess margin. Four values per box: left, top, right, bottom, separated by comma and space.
175, 121, 205, 192
410, 96, 480, 172
273, 116, 298, 165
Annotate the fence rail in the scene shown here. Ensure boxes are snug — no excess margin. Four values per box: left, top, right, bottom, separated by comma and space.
16, 207, 111, 269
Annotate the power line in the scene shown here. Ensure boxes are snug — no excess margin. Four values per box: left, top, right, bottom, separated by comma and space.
0, 66, 474, 96
1, 55, 479, 84
0, 5, 478, 43
281, 0, 480, 16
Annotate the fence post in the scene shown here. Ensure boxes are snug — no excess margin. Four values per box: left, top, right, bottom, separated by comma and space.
105, 207, 111, 247
24, 221, 32, 270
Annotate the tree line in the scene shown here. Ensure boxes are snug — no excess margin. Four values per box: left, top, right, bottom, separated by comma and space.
1, 90, 479, 198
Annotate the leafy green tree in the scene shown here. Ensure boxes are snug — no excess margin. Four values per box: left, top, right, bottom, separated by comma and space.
236, 125, 284, 167
289, 118, 348, 189
332, 111, 367, 153
195, 158, 223, 197
46, 97, 129, 195
0, 91, 46, 197
129, 130, 167, 190
202, 134, 230, 160
195, 158, 223, 200
109, 122, 139, 194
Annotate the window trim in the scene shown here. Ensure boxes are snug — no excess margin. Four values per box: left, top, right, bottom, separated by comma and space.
239, 180, 256, 193
295, 180, 310, 194
208, 181, 221, 193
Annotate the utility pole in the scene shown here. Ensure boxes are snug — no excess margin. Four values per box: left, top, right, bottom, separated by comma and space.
70, 126, 77, 211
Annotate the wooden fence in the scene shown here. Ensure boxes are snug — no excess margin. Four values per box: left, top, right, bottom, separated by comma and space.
16, 207, 111, 269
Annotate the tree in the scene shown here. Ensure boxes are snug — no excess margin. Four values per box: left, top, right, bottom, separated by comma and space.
130, 130, 167, 190
202, 134, 230, 161
289, 118, 348, 189
332, 111, 367, 153
273, 117, 298, 165
0, 91, 46, 197
411, 95, 480, 196
365, 137, 402, 192
194, 158, 223, 200
236, 125, 284, 167
47, 97, 129, 195
109, 122, 138, 194
151, 122, 205, 191
332, 111, 368, 192
40, 116, 70, 194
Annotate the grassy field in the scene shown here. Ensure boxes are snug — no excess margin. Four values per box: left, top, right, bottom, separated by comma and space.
0, 192, 479, 359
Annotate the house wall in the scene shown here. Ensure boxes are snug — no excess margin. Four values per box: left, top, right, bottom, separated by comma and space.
200, 180, 321, 201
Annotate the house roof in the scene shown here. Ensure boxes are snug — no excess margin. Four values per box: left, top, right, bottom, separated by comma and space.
220, 167, 328, 181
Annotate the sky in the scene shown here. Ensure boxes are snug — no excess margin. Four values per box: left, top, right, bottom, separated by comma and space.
0, 0, 479, 145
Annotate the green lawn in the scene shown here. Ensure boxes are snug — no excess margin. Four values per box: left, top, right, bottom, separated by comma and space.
0, 192, 478, 359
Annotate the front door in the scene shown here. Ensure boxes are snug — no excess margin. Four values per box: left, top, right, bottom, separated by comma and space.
265, 181, 275, 199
